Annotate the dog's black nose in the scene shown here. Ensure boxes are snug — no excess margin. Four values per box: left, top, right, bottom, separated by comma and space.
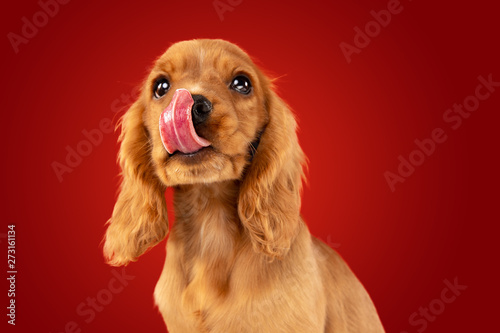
191, 95, 212, 125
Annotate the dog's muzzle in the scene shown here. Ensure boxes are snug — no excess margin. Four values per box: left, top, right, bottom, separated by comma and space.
159, 89, 211, 154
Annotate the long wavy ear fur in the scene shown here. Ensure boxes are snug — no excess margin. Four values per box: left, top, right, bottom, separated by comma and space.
238, 88, 306, 260
103, 99, 168, 266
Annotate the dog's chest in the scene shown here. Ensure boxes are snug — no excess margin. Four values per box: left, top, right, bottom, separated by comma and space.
154, 243, 232, 331
156, 262, 244, 332
154, 238, 328, 333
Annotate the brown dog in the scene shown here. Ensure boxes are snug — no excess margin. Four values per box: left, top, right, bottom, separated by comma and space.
103, 39, 385, 332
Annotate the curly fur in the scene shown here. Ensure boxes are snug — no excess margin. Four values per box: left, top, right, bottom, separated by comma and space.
103, 39, 385, 332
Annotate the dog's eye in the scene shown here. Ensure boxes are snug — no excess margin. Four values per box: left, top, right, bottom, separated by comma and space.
230, 75, 252, 94
153, 78, 170, 99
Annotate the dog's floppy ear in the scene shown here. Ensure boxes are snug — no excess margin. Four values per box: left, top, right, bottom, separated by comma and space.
103, 98, 168, 266
238, 88, 306, 260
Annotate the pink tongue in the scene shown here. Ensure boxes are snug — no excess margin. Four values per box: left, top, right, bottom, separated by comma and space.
159, 88, 211, 154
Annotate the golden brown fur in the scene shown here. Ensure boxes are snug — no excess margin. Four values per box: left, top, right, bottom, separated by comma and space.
103, 39, 385, 332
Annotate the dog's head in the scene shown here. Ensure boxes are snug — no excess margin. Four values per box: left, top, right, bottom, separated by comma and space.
104, 39, 305, 266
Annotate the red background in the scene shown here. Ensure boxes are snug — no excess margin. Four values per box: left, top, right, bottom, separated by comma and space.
2, 0, 499, 332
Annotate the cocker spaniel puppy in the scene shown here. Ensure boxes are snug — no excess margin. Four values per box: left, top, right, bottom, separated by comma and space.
103, 39, 385, 332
